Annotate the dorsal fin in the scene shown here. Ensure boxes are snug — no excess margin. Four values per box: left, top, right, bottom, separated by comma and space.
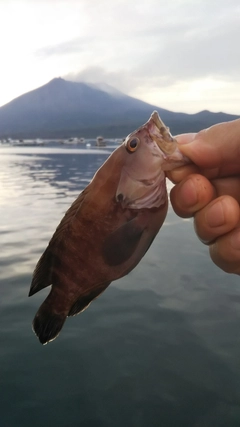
29, 189, 87, 297
29, 247, 53, 296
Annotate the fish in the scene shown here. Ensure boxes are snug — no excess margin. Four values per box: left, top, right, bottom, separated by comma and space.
29, 111, 188, 344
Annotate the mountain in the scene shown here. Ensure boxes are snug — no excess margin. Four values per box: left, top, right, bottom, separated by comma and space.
0, 78, 239, 138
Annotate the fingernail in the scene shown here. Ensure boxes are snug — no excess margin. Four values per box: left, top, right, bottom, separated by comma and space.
205, 200, 225, 228
179, 178, 198, 207
230, 230, 240, 250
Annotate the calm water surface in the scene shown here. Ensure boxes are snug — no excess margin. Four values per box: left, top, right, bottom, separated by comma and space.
1, 144, 240, 427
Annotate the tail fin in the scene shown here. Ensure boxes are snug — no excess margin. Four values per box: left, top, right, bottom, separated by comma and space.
33, 310, 66, 345
32, 294, 67, 345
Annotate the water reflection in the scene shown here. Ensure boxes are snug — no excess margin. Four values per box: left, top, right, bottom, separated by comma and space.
0, 147, 112, 201
0, 146, 240, 427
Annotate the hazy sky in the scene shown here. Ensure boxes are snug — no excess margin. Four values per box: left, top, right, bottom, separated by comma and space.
1, 0, 240, 114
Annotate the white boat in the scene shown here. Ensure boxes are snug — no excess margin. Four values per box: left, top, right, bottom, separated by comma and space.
96, 136, 106, 147
35, 138, 45, 146
11, 138, 44, 146
63, 137, 79, 145
115, 138, 124, 144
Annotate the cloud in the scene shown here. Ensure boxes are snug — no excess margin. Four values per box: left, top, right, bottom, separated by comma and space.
36, 36, 93, 57
64, 67, 134, 94
40, 0, 240, 95
143, 14, 240, 83
1, 0, 240, 113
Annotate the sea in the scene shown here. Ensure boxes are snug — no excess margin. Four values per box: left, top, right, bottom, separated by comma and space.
1, 141, 240, 427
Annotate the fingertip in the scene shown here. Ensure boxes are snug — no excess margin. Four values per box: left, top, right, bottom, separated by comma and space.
209, 228, 240, 275
194, 196, 240, 244
175, 133, 197, 144
176, 131, 216, 168
230, 228, 240, 251
170, 174, 215, 217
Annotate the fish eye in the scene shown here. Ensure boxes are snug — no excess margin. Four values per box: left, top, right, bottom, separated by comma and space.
126, 137, 140, 152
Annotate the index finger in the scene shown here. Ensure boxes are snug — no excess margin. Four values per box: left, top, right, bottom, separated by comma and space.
177, 120, 240, 171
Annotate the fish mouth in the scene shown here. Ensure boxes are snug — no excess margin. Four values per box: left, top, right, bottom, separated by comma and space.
148, 111, 178, 155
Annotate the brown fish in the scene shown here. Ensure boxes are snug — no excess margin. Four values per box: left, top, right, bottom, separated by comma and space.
29, 111, 188, 344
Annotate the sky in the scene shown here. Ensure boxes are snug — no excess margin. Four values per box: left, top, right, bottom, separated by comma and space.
0, 0, 240, 114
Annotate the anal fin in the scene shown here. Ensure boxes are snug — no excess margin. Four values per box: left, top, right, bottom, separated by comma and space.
68, 282, 111, 317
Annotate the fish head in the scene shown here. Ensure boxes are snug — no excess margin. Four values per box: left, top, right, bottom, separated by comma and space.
116, 111, 189, 209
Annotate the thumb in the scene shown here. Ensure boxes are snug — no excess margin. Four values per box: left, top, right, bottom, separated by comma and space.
176, 119, 240, 169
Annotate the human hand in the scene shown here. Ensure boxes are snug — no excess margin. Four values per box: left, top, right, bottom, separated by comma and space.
167, 119, 240, 275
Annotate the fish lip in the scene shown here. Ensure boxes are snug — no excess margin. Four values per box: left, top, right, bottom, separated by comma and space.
150, 111, 166, 130
148, 111, 177, 155
149, 111, 190, 167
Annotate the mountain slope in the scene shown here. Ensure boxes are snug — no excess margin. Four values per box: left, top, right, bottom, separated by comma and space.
0, 78, 239, 138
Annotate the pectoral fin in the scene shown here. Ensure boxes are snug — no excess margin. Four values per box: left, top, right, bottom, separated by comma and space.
102, 217, 145, 266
